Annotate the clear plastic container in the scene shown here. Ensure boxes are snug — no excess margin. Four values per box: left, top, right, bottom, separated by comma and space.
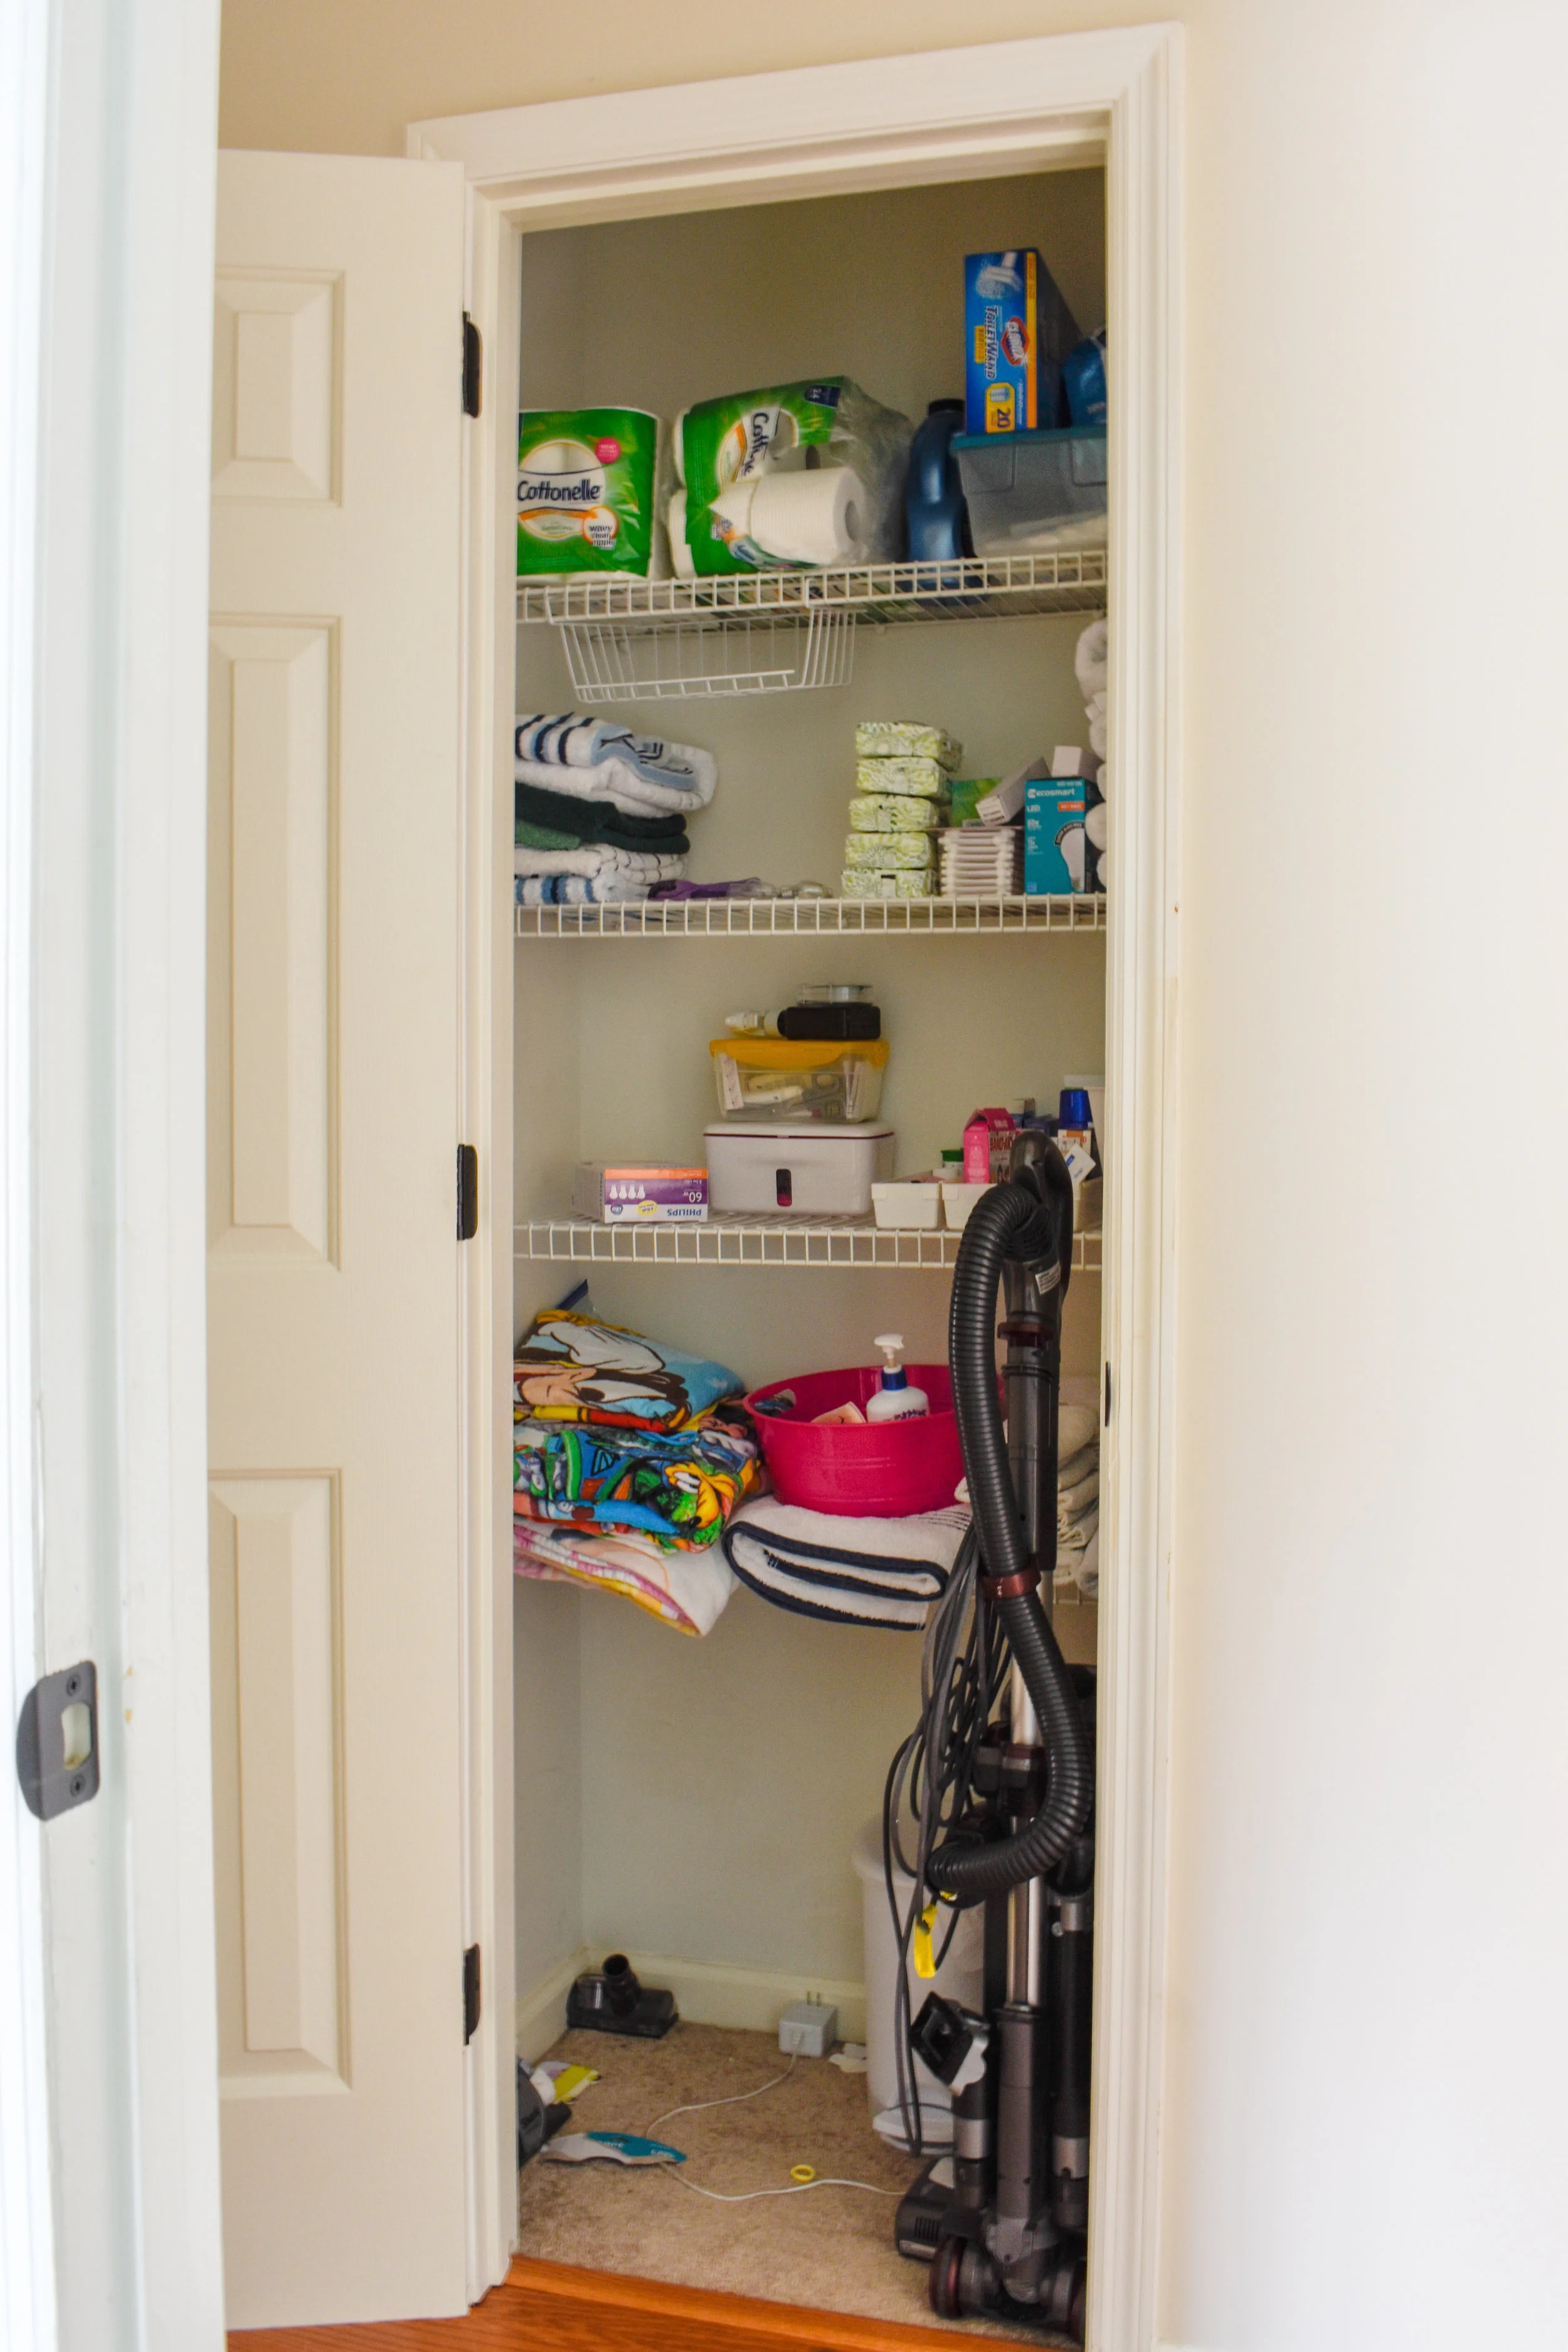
709, 1036, 888, 1123
953, 425, 1107, 554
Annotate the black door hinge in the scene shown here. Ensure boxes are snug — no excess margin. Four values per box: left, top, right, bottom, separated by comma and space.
16, 1660, 100, 1821
464, 1944, 481, 2042
457, 1145, 478, 1241
1104, 1363, 1112, 1425
462, 315, 482, 417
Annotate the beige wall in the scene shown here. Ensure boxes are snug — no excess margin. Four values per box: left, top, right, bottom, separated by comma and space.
221, 6, 1568, 2348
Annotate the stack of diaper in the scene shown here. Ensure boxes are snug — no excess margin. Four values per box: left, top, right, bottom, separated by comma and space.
511, 1301, 761, 1636
513, 712, 716, 904
1055, 1398, 1100, 1599
1074, 621, 1110, 892
840, 721, 961, 899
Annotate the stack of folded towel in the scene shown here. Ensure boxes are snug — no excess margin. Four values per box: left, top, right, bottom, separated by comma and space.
511, 1301, 758, 1634
1074, 622, 1110, 892
513, 712, 717, 904
840, 720, 961, 901
721, 1495, 971, 1629
1056, 1399, 1101, 1598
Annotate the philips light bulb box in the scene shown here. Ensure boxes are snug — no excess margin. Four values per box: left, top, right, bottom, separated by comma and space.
964, 250, 1080, 436
572, 1163, 707, 1225
1024, 777, 1093, 896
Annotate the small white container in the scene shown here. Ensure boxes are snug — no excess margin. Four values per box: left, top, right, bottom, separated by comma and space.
941, 1180, 992, 1230
704, 1122, 894, 1217
851, 1820, 984, 2122
871, 1182, 943, 1229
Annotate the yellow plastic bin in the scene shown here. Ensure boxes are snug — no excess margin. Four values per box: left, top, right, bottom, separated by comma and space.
709, 1036, 889, 1123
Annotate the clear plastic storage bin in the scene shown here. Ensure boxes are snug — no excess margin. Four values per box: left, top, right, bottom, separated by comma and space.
953, 425, 1107, 554
709, 1036, 888, 1123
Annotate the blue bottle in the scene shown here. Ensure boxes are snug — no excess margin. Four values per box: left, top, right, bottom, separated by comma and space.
905, 399, 972, 563
1062, 331, 1107, 427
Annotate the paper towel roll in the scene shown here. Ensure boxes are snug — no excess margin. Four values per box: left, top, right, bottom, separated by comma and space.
667, 489, 696, 580
747, 466, 867, 566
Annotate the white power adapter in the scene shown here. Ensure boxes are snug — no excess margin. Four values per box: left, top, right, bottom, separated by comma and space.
778, 1998, 839, 2058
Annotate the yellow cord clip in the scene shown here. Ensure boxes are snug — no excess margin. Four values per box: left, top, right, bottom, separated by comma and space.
790, 2164, 816, 2184
914, 1901, 940, 1979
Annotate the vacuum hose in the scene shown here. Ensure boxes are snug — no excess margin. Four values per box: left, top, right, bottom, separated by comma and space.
928, 1175, 1094, 1902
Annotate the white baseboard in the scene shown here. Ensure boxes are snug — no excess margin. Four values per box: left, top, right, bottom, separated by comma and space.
516, 1946, 866, 2057
515, 1945, 593, 2062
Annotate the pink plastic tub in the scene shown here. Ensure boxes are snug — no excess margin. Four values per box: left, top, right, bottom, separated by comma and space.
745, 1364, 963, 1518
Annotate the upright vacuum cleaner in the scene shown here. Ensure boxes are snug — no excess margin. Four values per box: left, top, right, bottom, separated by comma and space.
887, 1134, 1094, 2341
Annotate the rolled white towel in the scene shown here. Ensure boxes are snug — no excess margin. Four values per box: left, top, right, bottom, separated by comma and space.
1074, 618, 1108, 701
1095, 850, 1110, 889
1089, 712, 1107, 760
1092, 761, 1111, 798
1084, 688, 1106, 727
1086, 802, 1109, 852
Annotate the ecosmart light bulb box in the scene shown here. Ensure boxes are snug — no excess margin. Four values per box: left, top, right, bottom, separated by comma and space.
964, 251, 1081, 435
1024, 778, 1091, 895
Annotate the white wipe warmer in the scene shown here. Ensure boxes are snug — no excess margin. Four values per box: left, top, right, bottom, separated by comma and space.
704, 1121, 894, 1217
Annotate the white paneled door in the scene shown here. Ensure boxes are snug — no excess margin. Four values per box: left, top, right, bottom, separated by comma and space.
208, 152, 469, 2327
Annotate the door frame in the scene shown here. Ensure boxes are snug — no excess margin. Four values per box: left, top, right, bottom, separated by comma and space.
414, 27, 1184, 2348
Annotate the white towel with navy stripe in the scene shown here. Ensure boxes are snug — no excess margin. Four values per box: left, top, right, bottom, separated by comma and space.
721, 1497, 971, 1629
515, 713, 718, 817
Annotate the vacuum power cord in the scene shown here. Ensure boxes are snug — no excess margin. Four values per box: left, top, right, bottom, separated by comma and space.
644, 2052, 796, 2136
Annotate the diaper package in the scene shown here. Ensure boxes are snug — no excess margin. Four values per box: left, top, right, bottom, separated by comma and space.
852, 756, 950, 799
674, 379, 911, 576
847, 795, 943, 833
517, 407, 667, 579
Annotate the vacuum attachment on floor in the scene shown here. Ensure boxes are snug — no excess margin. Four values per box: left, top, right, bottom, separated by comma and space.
566, 1951, 679, 2038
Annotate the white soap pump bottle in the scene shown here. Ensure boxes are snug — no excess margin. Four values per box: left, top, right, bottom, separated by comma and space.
866, 1334, 930, 1423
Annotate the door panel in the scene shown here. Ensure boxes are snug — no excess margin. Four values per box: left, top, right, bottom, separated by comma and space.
209, 151, 468, 2328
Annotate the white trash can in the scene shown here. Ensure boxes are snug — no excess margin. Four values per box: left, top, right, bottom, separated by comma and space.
851, 1818, 985, 2122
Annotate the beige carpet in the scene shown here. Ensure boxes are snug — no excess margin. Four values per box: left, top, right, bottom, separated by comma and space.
516, 2021, 1019, 2335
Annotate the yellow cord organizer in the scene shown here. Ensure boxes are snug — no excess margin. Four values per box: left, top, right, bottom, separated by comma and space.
914, 1894, 960, 1979
790, 2164, 816, 2184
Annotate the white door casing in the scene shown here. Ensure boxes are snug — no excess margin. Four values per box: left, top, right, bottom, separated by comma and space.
413, 31, 1181, 2352
208, 151, 470, 2328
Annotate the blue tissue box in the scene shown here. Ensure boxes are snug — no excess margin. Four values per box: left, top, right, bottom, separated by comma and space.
1024, 778, 1091, 895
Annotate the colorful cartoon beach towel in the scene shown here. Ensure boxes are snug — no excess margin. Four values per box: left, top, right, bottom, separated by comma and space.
513, 1520, 736, 1637
513, 1414, 760, 1550
514, 1308, 742, 1434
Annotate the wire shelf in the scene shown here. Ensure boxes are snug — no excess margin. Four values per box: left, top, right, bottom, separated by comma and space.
558, 607, 854, 702
514, 893, 1107, 940
517, 548, 1108, 632
516, 1212, 1102, 1273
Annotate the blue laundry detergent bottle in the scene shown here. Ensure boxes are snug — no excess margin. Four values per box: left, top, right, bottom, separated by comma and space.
905, 399, 972, 563
1063, 331, 1108, 428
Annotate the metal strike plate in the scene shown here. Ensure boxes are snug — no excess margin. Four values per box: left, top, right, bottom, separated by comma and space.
16, 1660, 100, 1821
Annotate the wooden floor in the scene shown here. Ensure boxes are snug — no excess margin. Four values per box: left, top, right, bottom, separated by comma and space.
230, 2255, 1021, 2352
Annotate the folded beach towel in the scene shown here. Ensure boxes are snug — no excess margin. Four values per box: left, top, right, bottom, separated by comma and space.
514, 1520, 736, 1636
515, 713, 717, 816
515, 1308, 742, 1434
514, 1413, 760, 1550
512, 844, 686, 884
721, 1496, 970, 1629
516, 779, 689, 856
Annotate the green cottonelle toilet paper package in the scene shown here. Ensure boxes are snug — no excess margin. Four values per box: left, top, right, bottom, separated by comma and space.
674, 379, 911, 577
517, 407, 664, 578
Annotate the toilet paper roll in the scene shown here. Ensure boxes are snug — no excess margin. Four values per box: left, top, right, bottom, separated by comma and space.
746, 465, 867, 566
667, 489, 696, 580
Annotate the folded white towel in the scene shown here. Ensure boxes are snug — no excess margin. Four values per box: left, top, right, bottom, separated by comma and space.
1074, 618, 1108, 701
515, 872, 669, 906
1058, 1467, 1100, 1524
1057, 1505, 1099, 1556
1064, 1525, 1098, 1599
513, 844, 684, 882
515, 753, 711, 821
1056, 1443, 1098, 1491
722, 1496, 970, 1629
1059, 1403, 1099, 1461
514, 714, 717, 807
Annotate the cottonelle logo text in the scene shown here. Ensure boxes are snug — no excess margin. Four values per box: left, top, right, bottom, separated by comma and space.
518, 437, 609, 541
